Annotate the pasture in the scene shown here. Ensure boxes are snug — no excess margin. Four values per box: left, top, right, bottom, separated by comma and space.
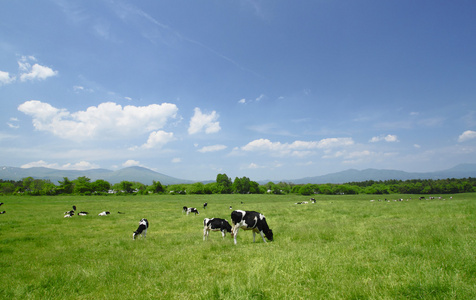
0, 193, 475, 299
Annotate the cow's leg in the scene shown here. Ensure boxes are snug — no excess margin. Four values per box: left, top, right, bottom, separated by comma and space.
143, 229, 147, 239
221, 229, 225, 238
233, 226, 239, 245
259, 231, 267, 243
203, 227, 208, 241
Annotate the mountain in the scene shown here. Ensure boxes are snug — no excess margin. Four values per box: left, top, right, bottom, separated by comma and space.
0, 166, 193, 185
1, 163, 476, 185
289, 163, 476, 184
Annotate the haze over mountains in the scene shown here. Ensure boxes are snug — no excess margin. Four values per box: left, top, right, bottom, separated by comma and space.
1, 164, 476, 186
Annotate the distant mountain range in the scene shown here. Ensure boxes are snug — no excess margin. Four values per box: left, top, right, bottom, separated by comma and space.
1, 163, 476, 185
0, 166, 193, 185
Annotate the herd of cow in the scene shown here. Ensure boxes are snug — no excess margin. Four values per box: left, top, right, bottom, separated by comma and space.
61, 202, 273, 245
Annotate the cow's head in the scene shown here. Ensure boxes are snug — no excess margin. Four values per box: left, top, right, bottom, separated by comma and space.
265, 229, 273, 241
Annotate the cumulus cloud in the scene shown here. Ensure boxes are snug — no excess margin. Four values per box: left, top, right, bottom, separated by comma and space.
132, 130, 175, 149
0, 70, 15, 85
370, 134, 399, 143
123, 160, 141, 167
198, 144, 227, 153
458, 130, 476, 142
20, 64, 58, 81
18, 100, 178, 141
21, 160, 99, 170
239, 137, 354, 157
171, 157, 181, 163
188, 107, 220, 134
238, 98, 246, 104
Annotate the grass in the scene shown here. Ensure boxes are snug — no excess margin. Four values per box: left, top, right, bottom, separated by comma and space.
0, 193, 475, 299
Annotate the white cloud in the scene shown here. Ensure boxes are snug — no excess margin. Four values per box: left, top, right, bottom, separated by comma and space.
18, 100, 178, 141
123, 160, 141, 167
20, 63, 58, 81
198, 144, 227, 153
0, 71, 15, 85
370, 134, 399, 143
188, 107, 221, 134
20, 160, 99, 170
136, 130, 175, 149
458, 130, 476, 142
61, 161, 100, 170
240, 137, 354, 157
171, 157, 181, 163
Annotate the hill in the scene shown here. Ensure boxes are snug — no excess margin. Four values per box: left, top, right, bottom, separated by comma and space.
1, 163, 476, 185
0, 166, 193, 185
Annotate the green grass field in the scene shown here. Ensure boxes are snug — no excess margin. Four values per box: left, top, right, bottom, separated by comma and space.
0, 193, 475, 299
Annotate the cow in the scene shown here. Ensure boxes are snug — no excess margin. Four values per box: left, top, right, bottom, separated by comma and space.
182, 206, 188, 214
203, 202, 208, 209
0, 211, 5, 214
64, 211, 74, 218
98, 211, 110, 216
231, 210, 273, 245
187, 207, 199, 215
73, 205, 77, 211
133, 218, 149, 240
78, 211, 89, 216
203, 218, 233, 241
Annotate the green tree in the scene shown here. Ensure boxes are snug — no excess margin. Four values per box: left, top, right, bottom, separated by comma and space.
91, 179, 111, 194
73, 176, 93, 194
57, 177, 74, 194
216, 174, 232, 194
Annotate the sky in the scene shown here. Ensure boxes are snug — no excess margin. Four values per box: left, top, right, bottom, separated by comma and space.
1, 0, 476, 182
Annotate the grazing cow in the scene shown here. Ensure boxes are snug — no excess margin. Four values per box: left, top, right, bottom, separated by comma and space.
203, 202, 208, 209
64, 211, 74, 218
78, 211, 89, 216
203, 218, 233, 241
73, 205, 77, 211
98, 211, 110, 216
187, 207, 199, 215
64, 210, 74, 215
0, 211, 5, 214
0, 202, 4, 206
310, 198, 316, 203
231, 210, 273, 245
182, 206, 188, 214
133, 218, 149, 240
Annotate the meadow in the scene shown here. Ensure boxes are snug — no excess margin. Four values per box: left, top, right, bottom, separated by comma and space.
0, 193, 475, 299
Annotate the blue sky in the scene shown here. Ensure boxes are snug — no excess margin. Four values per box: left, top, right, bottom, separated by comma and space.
1, 0, 475, 182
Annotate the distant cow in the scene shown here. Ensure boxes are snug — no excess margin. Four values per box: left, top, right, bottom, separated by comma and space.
98, 211, 110, 216
203, 202, 208, 209
203, 218, 233, 241
73, 205, 77, 211
64, 211, 74, 218
78, 211, 89, 216
133, 218, 149, 240
0, 211, 5, 214
182, 206, 188, 214
187, 207, 199, 215
231, 210, 273, 245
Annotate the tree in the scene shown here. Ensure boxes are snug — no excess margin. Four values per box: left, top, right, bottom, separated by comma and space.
216, 174, 232, 194
92, 179, 111, 194
73, 176, 93, 194
57, 177, 74, 194
233, 177, 251, 194
150, 180, 165, 194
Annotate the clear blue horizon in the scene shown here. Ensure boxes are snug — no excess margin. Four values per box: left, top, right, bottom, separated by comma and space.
1, 1, 475, 181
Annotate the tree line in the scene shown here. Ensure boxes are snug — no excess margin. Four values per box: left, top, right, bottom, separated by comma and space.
0, 174, 475, 196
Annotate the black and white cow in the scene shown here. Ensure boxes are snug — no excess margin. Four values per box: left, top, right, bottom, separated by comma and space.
203, 202, 208, 209
187, 207, 199, 215
182, 206, 188, 214
64, 211, 74, 218
133, 218, 149, 240
98, 211, 110, 216
203, 218, 233, 241
231, 210, 273, 245
0, 211, 5, 214
78, 211, 89, 216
